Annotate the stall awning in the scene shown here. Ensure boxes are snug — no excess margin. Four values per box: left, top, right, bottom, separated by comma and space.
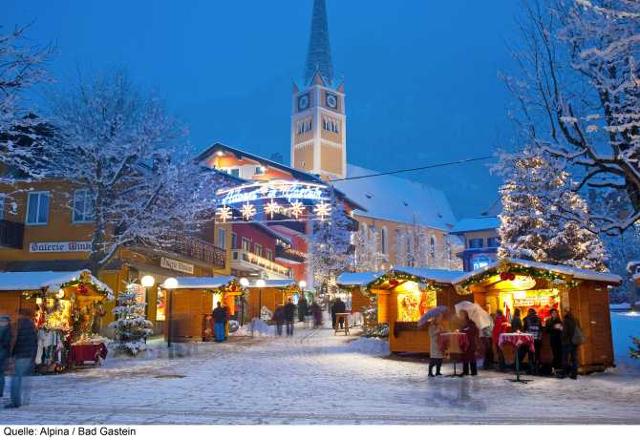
392, 267, 466, 284
452, 258, 623, 286
256, 279, 297, 289
336, 272, 384, 287
160, 276, 236, 289
0, 270, 113, 295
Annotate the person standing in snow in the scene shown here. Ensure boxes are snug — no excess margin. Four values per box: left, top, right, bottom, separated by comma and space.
297, 295, 308, 323
0, 315, 12, 400
492, 310, 509, 371
332, 297, 346, 329
522, 308, 543, 373
273, 306, 285, 336
510, 308, 523, 332
310, 302, 322, 328
428, 316, 445, 377
284, 298, 296, 336
7, 309, 36, 409
480, 313, 494, 370
545, 308, 563, 375
561, 310, 580, 379
459, 310, 479, 376
212, 302, 227, 343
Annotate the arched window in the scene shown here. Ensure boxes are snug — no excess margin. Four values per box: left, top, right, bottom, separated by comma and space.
380, 227, 387, 254
430, 235, 436, 259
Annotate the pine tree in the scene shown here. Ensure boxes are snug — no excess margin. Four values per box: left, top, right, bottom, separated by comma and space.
309, 189, 353, 298
109, 286, 154, 356
495, 146, 607, 271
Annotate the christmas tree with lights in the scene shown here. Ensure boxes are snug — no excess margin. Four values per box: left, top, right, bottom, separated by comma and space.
109, 286, 154, 356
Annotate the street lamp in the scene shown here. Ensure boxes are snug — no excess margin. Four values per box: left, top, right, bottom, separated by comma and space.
255, 279, 266, 320
239, 278, 249, 326
298, 280, 307, 290
164, 277, 178, 349
141, 275, 155, 319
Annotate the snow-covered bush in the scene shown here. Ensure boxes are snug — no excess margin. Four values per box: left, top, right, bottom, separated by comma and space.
109, 286, 153, 356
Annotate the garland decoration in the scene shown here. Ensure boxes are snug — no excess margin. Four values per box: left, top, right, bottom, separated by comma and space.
367, 270, 442, 293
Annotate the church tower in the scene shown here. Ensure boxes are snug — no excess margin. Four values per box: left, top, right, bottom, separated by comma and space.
291, 0, 347, 180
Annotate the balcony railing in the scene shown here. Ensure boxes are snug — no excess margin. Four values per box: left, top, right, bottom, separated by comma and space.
275, 244, 306, 264
173, 236, 226, 269
232, 249, 292, 278
0, 220, 24, 249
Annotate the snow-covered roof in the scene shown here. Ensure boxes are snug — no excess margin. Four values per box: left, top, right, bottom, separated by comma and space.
336, 272, 385, 287
392, 267, 466, 284
451, 217, 501, 234
0, 270, 112, 294
252, 279, 297, 288
162, 276, 236, 289
452, 258, 622, 285
333, 164, 457, 231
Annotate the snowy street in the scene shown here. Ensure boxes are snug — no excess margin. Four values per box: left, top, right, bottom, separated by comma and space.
2, 320, 640, 425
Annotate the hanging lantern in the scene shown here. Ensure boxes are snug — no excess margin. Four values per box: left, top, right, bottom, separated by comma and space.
56, 288, 65, 299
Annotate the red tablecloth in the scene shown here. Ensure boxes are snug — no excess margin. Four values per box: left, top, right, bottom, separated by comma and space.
68, 343, 108, 366
438, 332, 470, 354
498, 332, 535, 352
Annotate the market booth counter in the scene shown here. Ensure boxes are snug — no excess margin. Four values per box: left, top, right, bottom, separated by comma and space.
0, 270, 113, 372
338, 268, 470, 354
246, 279, 299, 320
455, 258, 622, 373
160, 276, 244, 343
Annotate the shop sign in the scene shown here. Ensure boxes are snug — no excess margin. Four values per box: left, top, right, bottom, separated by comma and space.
160, 257, 194, 274
29, 241, 92, 253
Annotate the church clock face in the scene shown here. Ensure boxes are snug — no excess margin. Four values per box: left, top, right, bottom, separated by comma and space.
325, 93, 338, 110
298, 94, 310, 112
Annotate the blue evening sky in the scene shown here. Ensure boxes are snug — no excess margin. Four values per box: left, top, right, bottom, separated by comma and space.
5, 0, 522, 219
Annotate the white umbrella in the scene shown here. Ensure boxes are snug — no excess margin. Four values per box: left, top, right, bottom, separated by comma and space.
455, 301, 492, 330
417, 305, 449, 328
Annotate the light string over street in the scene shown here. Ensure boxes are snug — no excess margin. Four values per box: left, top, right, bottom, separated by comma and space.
328, 156, 493, 182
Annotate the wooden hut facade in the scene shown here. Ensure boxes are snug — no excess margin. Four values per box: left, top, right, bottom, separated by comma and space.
246, 279, 299, 320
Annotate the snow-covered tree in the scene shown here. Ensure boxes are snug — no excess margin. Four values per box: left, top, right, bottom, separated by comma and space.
309, 189, 353, 297
0, 25, 52, 187
508, 0, 640, 235
353, 224, 388, 272
33, 71, 225, 272
109, 285, 153, 356
495, 146, 607, 270
603, 225, 640, 303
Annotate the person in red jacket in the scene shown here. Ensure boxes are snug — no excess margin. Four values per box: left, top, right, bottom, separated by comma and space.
492, 310, 510, 371
459, 310, 479, 376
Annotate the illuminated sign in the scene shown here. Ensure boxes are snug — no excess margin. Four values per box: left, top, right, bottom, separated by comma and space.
217, 180, 328, 206
160, 257, 194, 274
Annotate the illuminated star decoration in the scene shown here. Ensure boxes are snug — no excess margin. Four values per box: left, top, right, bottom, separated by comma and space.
264, 200, 281, 219
216, 205, 233, 223
240, 202, 257, 220
313, 201, 332, 221
288, 200, 305, 219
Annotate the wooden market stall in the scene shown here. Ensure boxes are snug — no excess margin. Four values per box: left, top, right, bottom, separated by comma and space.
455, 258, 621, 373
338, 268, 471, 354
246, 279, 299, 320
0, 270, 113, 372
160, 276, 244, 343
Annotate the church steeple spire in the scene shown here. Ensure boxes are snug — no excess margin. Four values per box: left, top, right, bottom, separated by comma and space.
304, 0, 334, 86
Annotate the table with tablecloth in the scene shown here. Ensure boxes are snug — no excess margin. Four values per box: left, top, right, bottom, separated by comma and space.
438, 331, 470, 354
498, 332, 535, 383
68, 342, 108, 366
437, 332, 470, 376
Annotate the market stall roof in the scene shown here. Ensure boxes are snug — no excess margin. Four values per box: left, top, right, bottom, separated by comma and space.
336, 272, 385, 287
161, 276, 235, 289
0, 270, 113, 294
452, 258, 623, 285
392, 267, 466, 284
250, 279, 297, 288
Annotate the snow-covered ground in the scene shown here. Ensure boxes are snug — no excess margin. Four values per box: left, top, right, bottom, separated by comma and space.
1, 314, 639, 424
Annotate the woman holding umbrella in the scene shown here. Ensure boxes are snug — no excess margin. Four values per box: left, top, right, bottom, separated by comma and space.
459, 310, 479, 376
428, 315, 446, 377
